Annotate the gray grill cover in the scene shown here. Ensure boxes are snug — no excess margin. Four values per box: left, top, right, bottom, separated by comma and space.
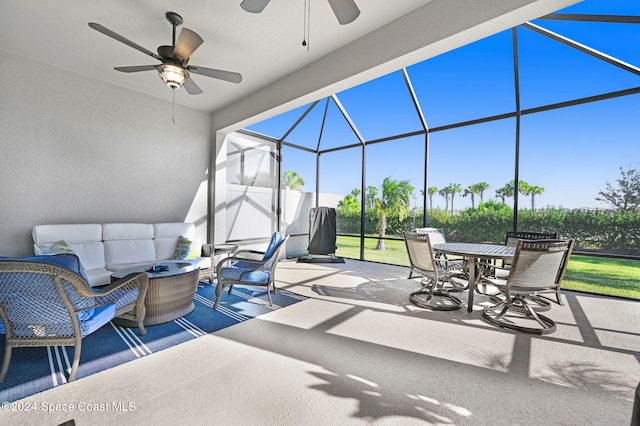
308, 207, 337, 255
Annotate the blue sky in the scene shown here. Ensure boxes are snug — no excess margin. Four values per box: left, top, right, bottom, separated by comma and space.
247, 0, 640, 210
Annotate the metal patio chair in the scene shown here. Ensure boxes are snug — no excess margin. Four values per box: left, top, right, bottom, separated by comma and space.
480, 239, 574, 335
404, 231, 466, 311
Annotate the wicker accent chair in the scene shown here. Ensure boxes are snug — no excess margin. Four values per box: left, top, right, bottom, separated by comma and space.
0, 254, 148, 382
213, 232, 289, 309
404, 231, 466, 311
480, 239, 574, 335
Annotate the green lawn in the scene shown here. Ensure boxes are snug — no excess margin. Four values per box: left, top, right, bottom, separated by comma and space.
335, 236, 640, 299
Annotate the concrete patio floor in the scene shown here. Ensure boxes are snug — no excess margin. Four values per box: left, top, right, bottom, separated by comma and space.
2, 258, 638, 425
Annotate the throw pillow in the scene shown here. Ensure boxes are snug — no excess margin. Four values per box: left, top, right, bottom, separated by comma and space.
172, 235, 201, 260
34, 240, 75, 256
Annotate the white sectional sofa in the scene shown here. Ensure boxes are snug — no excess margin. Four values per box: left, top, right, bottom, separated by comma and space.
32, 223, 211, 287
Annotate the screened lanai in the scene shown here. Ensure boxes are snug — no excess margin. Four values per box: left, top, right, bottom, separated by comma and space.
223, 0, 639, 298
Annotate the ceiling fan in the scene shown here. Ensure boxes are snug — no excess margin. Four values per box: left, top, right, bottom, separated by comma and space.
241, 0, 360, 25
88, 12, 242, 95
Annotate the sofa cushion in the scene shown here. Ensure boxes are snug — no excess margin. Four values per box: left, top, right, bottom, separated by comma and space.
68, 241, 106, 270
103, 223, 155, 269
154, 223, 195, 260
32, 224, 105, 270
83, 267, 113, 287
104, 239, 155, 270
103, 223, 154, 240
33, 224, 103, 245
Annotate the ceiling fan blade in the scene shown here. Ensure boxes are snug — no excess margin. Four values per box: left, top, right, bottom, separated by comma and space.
183, 78, 203, 95
174, 28, 204, 61
188, 66, 243, 84
240, 0, 271, 13
327, 0, 361, 25
88, 22, 162, 61
114, 65, 158, 73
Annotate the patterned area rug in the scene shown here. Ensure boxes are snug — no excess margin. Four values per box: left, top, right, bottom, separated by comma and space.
0, 283, 306, 403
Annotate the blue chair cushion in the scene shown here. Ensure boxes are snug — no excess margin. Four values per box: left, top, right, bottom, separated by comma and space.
262, 232, 284, 261
80, 304, 117, 335
0, 254, 98, 334
219, 266, 270, 284
239, 270, 270, 284
0, 254, 89, 282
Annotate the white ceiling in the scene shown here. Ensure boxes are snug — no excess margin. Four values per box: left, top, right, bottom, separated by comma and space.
1, 0, 577, 118
1, 0, 433, 112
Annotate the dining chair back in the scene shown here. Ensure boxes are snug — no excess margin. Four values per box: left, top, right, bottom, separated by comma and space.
403, 231, 464, 311
505, 231, 557, 247
481, 239, 574, 334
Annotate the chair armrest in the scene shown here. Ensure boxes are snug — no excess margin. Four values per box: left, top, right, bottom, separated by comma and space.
94, 273, 149, 296
89, 273, 149, 309
201, 243, 213, 257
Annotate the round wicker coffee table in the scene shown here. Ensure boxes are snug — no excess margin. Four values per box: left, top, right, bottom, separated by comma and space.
111, 262, 199, 326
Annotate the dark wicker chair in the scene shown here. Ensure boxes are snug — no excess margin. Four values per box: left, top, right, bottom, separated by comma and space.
480, 239, 574, 334
213, 232, 289, 308
404, 231, 466, 311
0, 255, 148, 382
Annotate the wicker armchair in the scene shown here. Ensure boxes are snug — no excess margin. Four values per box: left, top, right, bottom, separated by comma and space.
404, 231, 466, 311
480, 239, 574, 334
213, 232, 289, 309
0, 254, 148, 382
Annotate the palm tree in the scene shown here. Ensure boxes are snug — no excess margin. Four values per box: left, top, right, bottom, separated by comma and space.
463, 188, 474, 208
282, 170, 305, 190
447, 183, 462, 214
438, 187, 450, 212
374, 177, 415, 250
366, 185, 378, 209
474, 182, 490, 203
463, 182, 488, 209
495, 180, 515, 204
427, 186, 438, 209
528, 185, 544, 210
518, 180, 531, 208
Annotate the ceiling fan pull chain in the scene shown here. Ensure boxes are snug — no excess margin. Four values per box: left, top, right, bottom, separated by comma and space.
302, 0, 311, 51
302, 0, 307, 47
172, 90, 176, 124
307, 0, 311, 52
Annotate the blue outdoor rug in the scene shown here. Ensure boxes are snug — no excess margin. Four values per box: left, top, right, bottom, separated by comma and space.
0, 283, 306, 403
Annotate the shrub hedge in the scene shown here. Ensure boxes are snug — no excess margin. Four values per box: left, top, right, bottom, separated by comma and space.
336, 207, 640, 256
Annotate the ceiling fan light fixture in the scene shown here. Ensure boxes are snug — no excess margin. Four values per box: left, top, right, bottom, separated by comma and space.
159, 64, 187, 89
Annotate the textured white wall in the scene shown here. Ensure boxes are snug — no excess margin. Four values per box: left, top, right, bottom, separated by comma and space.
0, 50, 211, 256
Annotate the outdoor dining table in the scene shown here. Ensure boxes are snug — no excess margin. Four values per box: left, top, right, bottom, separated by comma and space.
432, 242, 516, 313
